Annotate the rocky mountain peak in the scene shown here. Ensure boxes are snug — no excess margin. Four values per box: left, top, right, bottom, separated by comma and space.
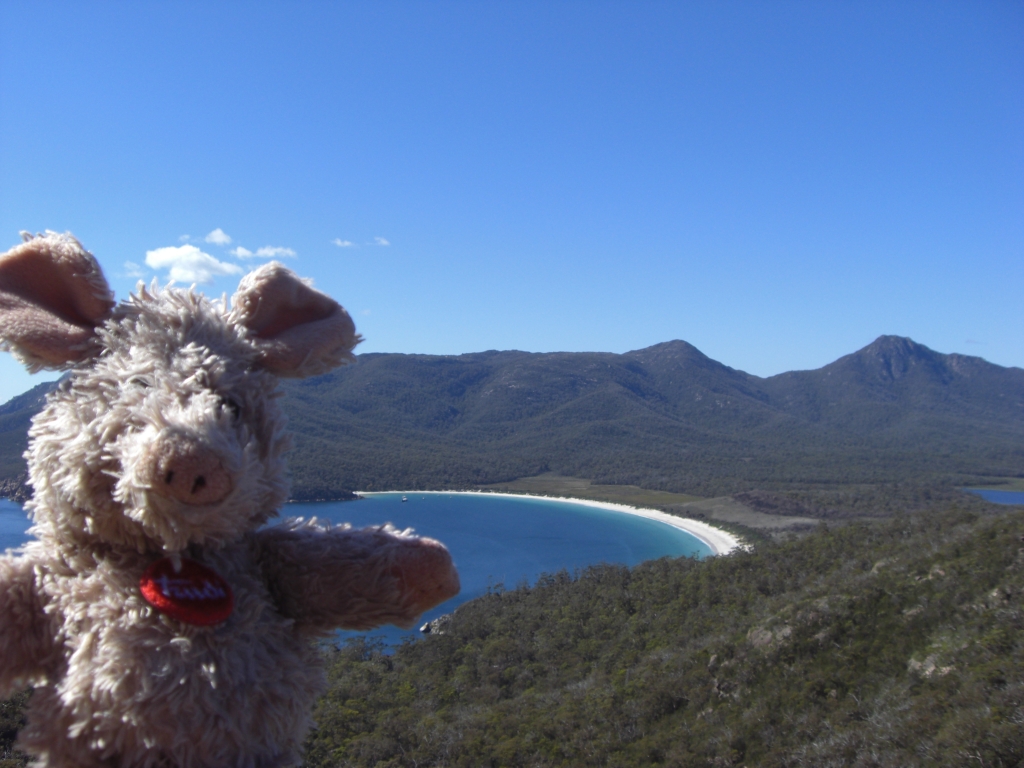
625, 340, 722, 370
829, 335, 949, 382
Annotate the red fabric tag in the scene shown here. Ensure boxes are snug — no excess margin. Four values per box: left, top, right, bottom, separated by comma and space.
140, 557, 234, 626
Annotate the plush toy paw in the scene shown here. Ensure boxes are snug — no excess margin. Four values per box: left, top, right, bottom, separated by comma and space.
391, 535, 461, 617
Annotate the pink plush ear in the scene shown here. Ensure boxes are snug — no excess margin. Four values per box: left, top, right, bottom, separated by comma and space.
0, 232, 115, 371
230, 262, 361, 378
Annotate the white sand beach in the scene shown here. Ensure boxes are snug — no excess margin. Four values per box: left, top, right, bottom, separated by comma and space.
360, 490, 746, 556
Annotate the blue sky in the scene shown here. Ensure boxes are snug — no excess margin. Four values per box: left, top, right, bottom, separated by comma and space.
1, 1, 1021, 404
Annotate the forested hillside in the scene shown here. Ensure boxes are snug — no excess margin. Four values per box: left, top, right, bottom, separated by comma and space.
0, 380, 60, 495
1, 337, 1021, 765
300, 504, 1023, 767
1, 336, 1021, 500
280, 335, 1023, 498
3, 500, 1021, 766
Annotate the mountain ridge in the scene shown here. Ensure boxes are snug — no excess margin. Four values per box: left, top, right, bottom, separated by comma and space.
275, 334, 1023, 497
0, 336, 1020, 498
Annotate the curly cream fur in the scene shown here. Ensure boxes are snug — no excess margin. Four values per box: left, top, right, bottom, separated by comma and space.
0, 235, 459, 768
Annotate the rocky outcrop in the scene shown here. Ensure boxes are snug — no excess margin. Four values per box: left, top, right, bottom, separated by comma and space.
0, 474, 30, 503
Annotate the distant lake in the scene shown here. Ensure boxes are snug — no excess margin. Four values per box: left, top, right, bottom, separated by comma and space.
0, 493, 711, 645
964, 489, 1024, 506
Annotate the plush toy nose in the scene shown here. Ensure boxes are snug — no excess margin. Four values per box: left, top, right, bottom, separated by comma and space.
144, 436, 233, 506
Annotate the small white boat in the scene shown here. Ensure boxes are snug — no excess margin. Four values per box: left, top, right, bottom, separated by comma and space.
401, 495, 408, 502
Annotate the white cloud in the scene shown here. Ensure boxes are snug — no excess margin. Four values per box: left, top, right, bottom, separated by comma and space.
361, 309, 371, 316
179, 234, 192, 242
373, 237, 390, 246
227, 244, 295, 260
123, 261, 146, 278
332, 238, 355, 247
205, 228, 232, 246
145, 244, 244, 284
254, 246, 297, 259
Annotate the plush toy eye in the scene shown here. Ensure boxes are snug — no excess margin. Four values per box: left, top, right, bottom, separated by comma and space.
218, 396, 242, 422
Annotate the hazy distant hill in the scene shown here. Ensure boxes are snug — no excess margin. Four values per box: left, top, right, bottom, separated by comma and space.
1, 336, 1021, 499
0, 378, 64, 488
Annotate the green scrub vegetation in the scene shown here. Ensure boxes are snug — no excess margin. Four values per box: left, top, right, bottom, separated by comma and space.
302, 505, 1023, 767
2, 503, 1021, 766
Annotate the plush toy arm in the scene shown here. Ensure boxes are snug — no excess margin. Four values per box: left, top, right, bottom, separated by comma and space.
0, 554, 55, 696
254, 519, 460, 632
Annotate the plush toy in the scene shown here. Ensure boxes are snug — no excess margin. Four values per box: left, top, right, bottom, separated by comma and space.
0, 232, 459, 768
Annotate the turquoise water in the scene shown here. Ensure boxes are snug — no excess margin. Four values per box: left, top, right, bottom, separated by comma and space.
0, 493, 711, 645
305, 493, 712, 644
965, 489, 1024, 506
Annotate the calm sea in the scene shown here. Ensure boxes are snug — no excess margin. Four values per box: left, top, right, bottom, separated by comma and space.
0, 492, 710, 645
964, 489, 1024, 506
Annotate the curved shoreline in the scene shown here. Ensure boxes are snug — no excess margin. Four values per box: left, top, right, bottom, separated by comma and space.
358, 490, 746, 556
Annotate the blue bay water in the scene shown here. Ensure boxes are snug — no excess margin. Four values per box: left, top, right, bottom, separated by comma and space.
309, 493, 712, 642
964, 489, 1024, 506
0, 493, 710, 646
0, 499, 31, 552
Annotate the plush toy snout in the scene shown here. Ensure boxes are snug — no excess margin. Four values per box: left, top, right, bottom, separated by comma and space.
142, 434, 234, 506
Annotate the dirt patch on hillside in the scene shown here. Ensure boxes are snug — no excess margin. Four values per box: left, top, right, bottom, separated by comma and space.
732, 490, 839, 519
669, 497, 820, 541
